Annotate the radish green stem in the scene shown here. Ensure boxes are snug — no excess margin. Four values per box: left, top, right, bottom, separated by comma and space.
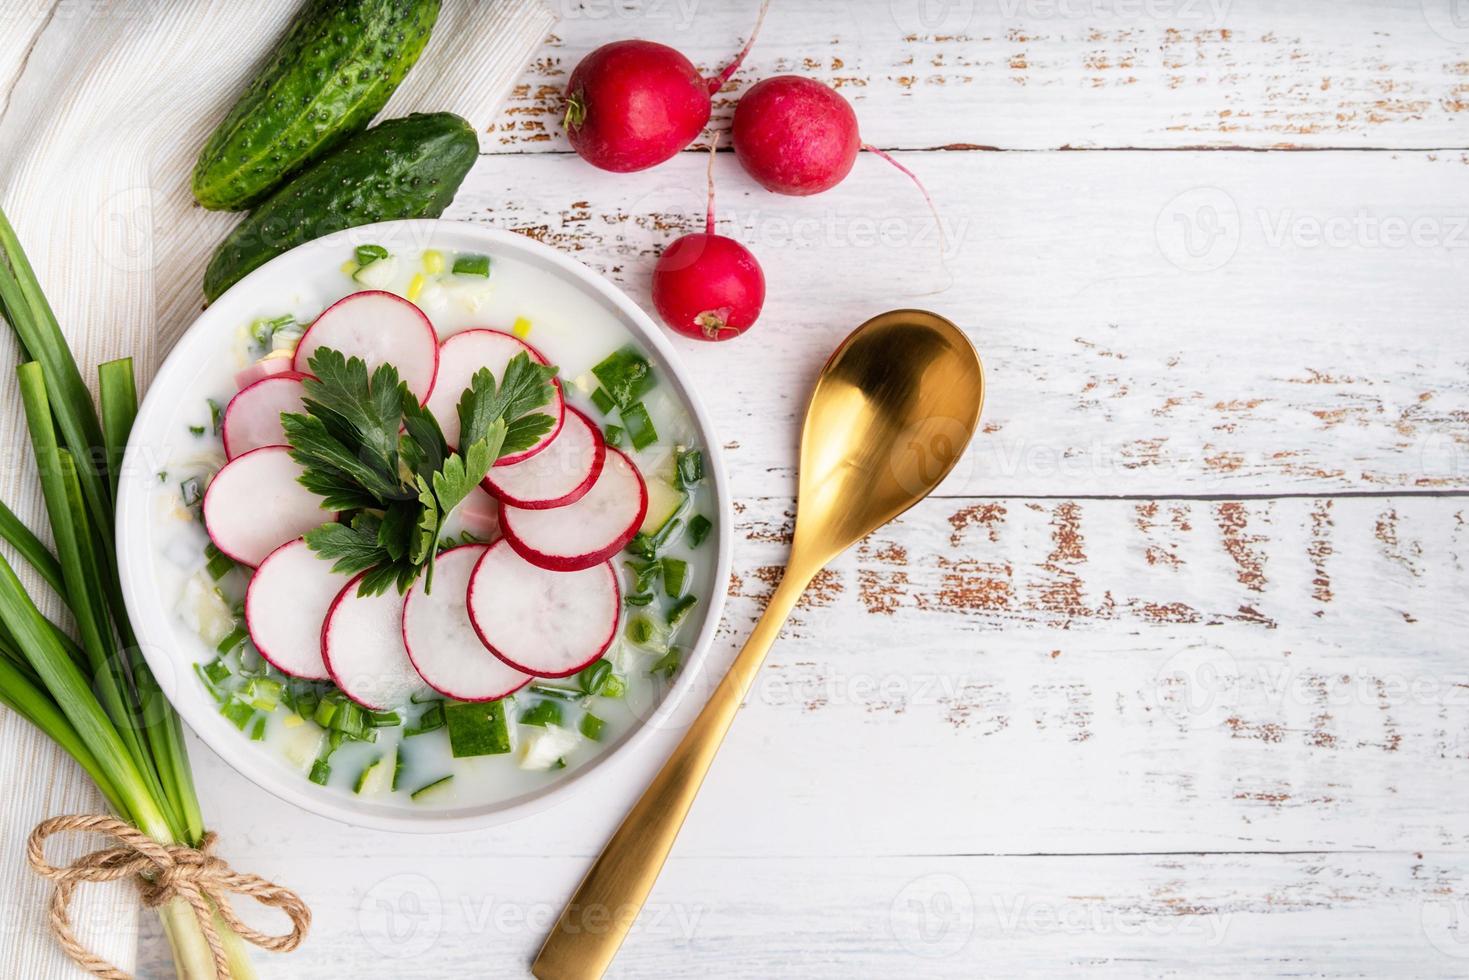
706, 0, 772, 93
861, 143, 949, 262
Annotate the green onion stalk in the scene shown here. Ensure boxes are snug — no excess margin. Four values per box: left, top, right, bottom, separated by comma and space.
0, 207, 255, 978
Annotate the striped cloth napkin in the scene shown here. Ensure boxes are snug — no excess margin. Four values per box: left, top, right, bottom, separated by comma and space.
0, 1, 553, 975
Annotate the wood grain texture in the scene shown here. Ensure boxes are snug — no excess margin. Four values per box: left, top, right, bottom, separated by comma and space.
450, 148, 1469, 497
493, 0, 1469, 152
134, 2, 1469, 977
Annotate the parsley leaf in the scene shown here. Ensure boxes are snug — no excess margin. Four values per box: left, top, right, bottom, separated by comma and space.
286, 344, 559, 596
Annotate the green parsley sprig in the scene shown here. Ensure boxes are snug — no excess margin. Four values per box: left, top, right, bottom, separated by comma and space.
282, 346, 558, 595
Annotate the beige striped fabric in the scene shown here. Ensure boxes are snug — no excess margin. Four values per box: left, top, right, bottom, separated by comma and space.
0, 1, 553, 976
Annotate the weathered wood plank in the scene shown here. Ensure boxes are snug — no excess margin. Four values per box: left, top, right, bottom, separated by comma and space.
164, 493, 1469, 872
137, 850, 1469, 978
450, 149, 1469, 497
491, 0, 1469, 153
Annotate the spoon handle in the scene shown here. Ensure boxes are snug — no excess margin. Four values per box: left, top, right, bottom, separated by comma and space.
532, 568, 813, 980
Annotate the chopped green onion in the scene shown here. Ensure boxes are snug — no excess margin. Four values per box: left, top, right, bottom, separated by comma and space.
619, 402, 658, 450
667, 593, 699, 630
686, 514, 713, 548
188, 424, 205, 437
368, 709, 402, 728
590, 387, 616, 415
220, 697, 254, 730
201, 658, 231, 685
452, 254, 490, 277
650, 647, 683, 679
207, 399, 223, 435
661, 557, 688, 598
529, 683, 583, 701
193, 664, 226, 704
179, 477, 202, 507
215, 624, 249, 656
410, 774, 453, 800
603, 424, 624, 448
355, 244, 389, 266
520, 699, 562, 728
203, 542, 235, 581
602, 674, 626, 699
405, 700, 446, 736
307, 759, 332, 786
444, 700, 511, 757
410, 689, 443, 704
625, 614, 669, 653
624, 592, 654, 607
579, 713, 606, 741
249, 716, 268, 741
312, 696, 339, 730
674, 449, 704, 489
392, 748, 405, 791
624, 557, 661, 593
592, 346, 656, 408
242, 676, 282, 711
249, 314, 296, 349
577, 659, 614, 697
331, 700, 371, 740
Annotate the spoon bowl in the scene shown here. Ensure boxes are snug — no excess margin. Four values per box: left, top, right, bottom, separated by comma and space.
794, 309, 984, 569
534, 309, 984, 980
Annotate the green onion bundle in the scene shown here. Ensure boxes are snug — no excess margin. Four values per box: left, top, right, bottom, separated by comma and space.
0, 206, 256, 977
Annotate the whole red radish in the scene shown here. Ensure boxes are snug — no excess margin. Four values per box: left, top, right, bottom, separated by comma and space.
563, 2, 769, 173
652, 138, 765, 342
732, 75, 944, 254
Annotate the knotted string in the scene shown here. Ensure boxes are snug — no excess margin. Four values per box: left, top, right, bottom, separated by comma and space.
27, 814, 310, 980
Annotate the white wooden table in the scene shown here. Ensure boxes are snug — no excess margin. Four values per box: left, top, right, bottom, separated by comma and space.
140, 1, 1469, 975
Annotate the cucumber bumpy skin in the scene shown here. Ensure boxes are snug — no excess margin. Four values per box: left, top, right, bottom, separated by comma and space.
203, 112, 478, 301
191, 0, 441, 212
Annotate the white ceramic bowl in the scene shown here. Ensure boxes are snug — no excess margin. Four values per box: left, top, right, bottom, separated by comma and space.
116, 220, 731, 833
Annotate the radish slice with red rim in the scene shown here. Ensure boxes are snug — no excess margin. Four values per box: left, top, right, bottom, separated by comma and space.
483, 406, 605, 509
322, 575, 424, 710
293, 290, 438, 402
467, 539, 619, 678
221, 372, 308, 459
402, 544, 532, 700
233, 355, 295, 390
498, 447, 647, 572
423, 329, 564, 461
244, 538, 349, 680
202, 446, 336, 567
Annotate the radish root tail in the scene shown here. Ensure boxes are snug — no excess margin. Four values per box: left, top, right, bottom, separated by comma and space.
705, 131, 719, 236
862, 143, 952, 290
708, 0, 772, 93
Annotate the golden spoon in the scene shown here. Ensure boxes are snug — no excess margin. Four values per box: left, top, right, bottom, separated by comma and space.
532, 309, 985, 980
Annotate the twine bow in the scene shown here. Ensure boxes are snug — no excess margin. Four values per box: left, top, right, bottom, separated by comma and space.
26, 814, 311, 980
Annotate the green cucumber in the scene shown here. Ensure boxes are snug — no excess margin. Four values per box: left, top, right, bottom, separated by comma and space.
203, 112, 476, 300
192, 0, 441, 211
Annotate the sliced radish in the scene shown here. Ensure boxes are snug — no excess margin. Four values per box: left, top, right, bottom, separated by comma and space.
467, 539, 619, 677
484, 406, 605, 509
442, 485, 501, 542
244, 538, 350, 680
221, 372, 308, 459
233, 354, 295, 390
423, 329, 564, 461
498, 448, 647, 572
293, 290, 438, 403
321, 575, 424, 709
202, 446, 336, 567
402, 545, 532, 700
